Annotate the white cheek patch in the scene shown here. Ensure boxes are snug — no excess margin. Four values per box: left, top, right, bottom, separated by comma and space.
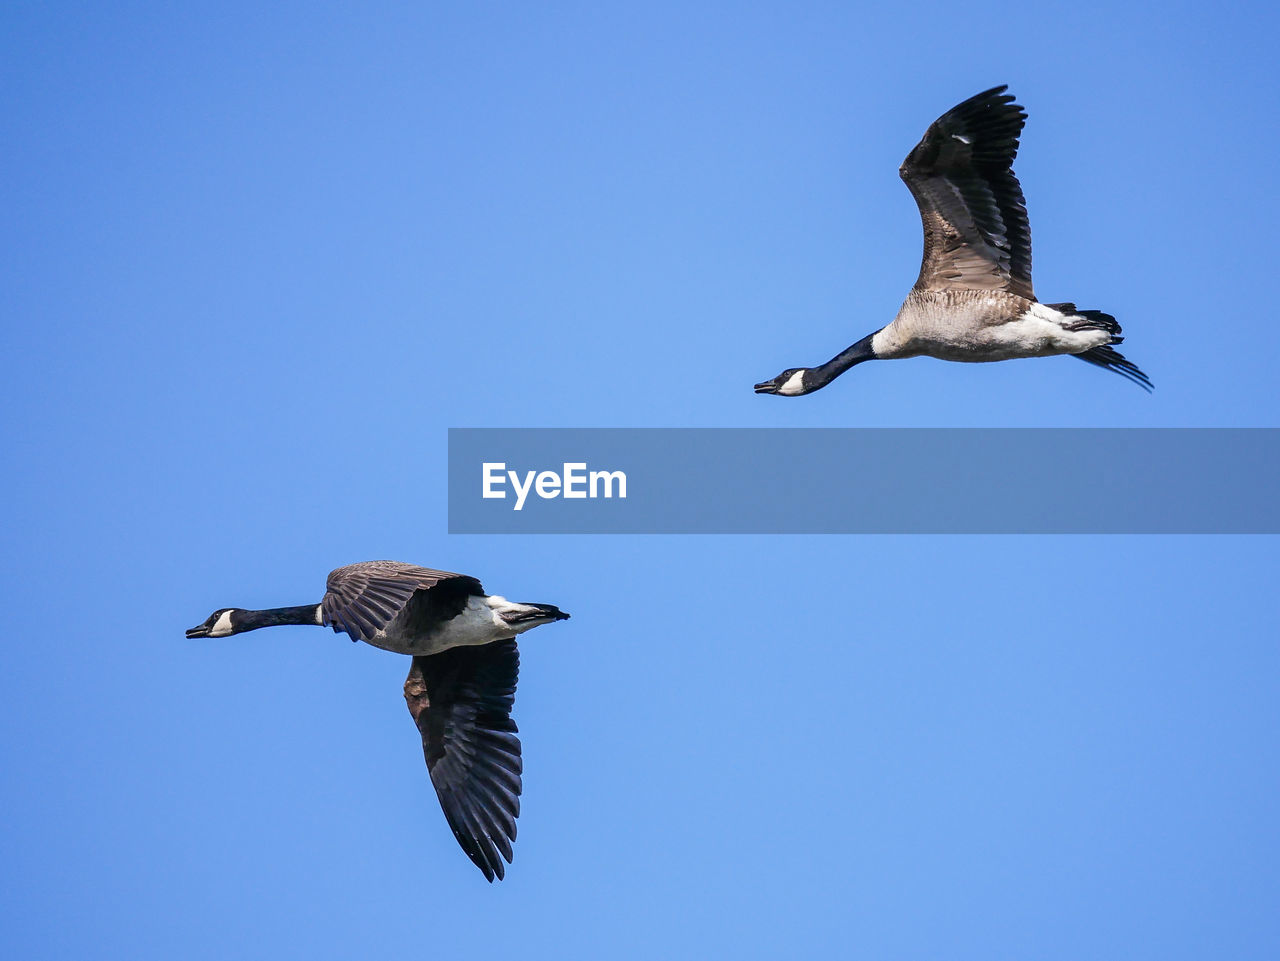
779, 370, 808, 396
210, 610, 236, 637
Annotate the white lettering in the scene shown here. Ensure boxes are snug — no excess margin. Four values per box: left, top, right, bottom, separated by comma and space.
562, 463, 587, 498
590, 470, 627, 499
510, 470, 536, 511
535, 470, 561, 499
481, 462, 627, 510
482, 463, 506, 499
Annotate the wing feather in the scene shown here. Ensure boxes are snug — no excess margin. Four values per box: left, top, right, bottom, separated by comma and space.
320, 561, 483, 644
899, 85, 1034, 297
404, 641, 522, 882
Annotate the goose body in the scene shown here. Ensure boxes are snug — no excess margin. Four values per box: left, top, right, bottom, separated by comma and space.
186, 560, 569, 881
363, 593, 552, 655
873, 292, 1115, 363
755, 86, 1152, 396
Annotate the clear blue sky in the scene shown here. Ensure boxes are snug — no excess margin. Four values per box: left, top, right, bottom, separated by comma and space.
3, 2, 1278, 958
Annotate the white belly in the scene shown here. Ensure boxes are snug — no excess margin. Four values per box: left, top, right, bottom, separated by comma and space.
901, 301, 1111, 362
357, 595, 548, 656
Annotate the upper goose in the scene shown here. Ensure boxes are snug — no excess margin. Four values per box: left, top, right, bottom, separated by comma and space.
186, 560, 570, 881
754, 86, 1152, 396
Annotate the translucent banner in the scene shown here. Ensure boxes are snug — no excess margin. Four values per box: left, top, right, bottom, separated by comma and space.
447, 429, 1280, 534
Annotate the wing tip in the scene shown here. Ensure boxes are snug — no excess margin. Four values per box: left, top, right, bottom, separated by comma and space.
940, 85, 1026, 137
447, 811, 514, 882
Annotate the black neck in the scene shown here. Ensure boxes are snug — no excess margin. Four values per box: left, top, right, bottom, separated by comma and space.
239, 604, 321, 631
811, 332, 878, 388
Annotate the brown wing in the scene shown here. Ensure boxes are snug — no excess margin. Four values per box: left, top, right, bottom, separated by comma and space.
404, 642, 522, 881
899, 85, 1033, 298
321, 561, 483, 644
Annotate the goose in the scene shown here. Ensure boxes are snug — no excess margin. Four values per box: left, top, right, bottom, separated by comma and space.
754, 85, 1152, 396
185, 560, 569, 881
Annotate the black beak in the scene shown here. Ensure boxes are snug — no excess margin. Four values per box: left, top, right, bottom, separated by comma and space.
185, 625, 209, 638
523, 604, 570, 622
754, 381, 779, 394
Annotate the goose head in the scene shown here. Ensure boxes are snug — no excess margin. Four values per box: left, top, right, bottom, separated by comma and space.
754, 368, 814, 396
186, 608, 244, 638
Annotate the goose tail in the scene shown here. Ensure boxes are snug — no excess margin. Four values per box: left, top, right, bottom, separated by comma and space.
1074, 343, 1154, 392
1046, 303, 1122, 337
1044, 302, 1153, 392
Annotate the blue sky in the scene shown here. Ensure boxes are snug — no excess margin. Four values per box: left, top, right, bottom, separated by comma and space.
3, 2, 1278, 958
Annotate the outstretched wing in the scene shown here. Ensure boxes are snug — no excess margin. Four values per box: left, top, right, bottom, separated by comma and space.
899, 85, 1033, 298
321, 561, 482, 644
404, 641, 522, 882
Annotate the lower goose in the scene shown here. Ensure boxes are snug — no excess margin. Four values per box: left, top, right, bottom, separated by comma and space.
186, 559, 569, 881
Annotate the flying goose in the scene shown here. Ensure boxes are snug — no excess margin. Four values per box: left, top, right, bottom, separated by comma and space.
754, 86, 1152, 396
186, 560, 570, 881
